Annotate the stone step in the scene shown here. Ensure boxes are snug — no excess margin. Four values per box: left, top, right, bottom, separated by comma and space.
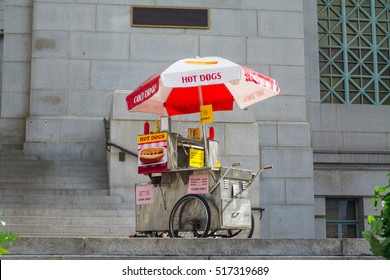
0, 161, 107, 173
0, 163, 107, 173
0, 238, 379, 259
0, 182, 108, 189
0, 201, 132, 210
0, 148, 136, 238
0, 144, 24, 151
0, 159, 107, 169
0, 174, 108, 183
0, 187, 109, 196
0, 194, 123, 204
0, 208, 132, 217
0, 149, 24, 155
0, 154, 39, 160
1, 216, 133, 227
0, 175, 107, 184
3, 224, 134, 237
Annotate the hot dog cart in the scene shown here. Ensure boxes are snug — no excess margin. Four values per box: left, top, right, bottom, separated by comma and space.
135, 129, 271, 238
125, 56, 279, 238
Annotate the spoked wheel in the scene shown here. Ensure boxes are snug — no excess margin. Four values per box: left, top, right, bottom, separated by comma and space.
169, 194, 211, 238
210, 213, 254, 238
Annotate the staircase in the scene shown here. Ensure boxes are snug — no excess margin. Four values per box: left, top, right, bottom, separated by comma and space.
0, 148, 135, 237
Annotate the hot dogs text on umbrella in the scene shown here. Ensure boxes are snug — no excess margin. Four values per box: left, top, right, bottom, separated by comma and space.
126, 56, 280, 116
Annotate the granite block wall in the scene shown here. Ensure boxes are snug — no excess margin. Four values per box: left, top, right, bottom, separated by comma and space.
2, 0, 319, 239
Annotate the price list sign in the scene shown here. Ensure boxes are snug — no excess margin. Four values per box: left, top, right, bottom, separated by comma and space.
136, 184, 154, 205
188, 174, 209, 194
189, 148, 204, 168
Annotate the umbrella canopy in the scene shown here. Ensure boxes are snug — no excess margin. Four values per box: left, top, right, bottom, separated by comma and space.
126, 56, 280, 116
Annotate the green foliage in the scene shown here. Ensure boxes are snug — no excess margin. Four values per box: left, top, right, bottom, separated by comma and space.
362, 173, 390, 259
0, 221, 19, 255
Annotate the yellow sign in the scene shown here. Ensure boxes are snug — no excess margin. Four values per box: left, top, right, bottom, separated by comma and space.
189, 148, 204, 168
200, 104, 214, 124
138, 132, 167, 144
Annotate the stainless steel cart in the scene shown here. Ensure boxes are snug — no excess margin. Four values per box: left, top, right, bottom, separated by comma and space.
135, 132, 271, 238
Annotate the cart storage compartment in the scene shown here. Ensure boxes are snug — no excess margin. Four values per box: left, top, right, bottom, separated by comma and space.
220, 174, 252, 229
221, 198, 252, 229
167, 133, 205, 169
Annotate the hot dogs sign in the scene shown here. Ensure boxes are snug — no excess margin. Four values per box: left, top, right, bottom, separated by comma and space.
137, 132, 168, 174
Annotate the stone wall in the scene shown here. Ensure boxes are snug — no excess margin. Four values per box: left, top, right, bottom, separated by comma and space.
105, 0, 314, 239
303, 0, 390, 238
0, 0, 4, 30
0, 0, 32, 149
2, 0, 319, 239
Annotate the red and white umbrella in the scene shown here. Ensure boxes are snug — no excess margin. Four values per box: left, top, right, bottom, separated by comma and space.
126, 56, 280, 116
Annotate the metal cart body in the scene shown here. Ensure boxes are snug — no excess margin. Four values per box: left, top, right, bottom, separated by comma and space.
136, 166, 254, 233
135, 132, 265, 237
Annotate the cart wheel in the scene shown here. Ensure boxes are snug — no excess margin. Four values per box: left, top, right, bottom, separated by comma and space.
169, 194, 211, 238
210, 213, 254, 238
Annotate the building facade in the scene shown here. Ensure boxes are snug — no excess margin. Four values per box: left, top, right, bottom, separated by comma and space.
0, 0, 389, 239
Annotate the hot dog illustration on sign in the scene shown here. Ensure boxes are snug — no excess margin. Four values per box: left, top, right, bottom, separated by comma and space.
137, 132, 168, 174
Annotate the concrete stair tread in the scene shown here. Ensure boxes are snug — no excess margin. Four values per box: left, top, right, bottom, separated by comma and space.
1, 216, 134, 226
0, 238, 379, 259
0, 201, 132, 210
0, 188, 109, 195
0, 208, 133, 217
0, 149, 24, 155
0, 182, 108, 189
0, 154, 39, 160
3, 225, 134, 237
0, 160, 107, 169
0, 194, 124, 203
0, 148, 134, 238
0, 161, 107, 175
0, 145, 24, 151
0, 172, 107, 183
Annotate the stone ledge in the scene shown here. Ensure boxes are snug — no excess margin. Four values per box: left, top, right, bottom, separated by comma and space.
1, 237, 380, 259
314, 150, 390, 165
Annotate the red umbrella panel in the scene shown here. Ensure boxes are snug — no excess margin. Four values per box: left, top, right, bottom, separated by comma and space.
126, 57, 280, 116
164, 84, 234, 116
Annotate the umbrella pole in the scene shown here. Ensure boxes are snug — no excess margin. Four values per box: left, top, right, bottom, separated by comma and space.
198, 86, 209, 167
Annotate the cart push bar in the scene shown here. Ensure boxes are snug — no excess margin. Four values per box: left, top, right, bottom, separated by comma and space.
231, 164, 273, 198
249, 165, 273, 187
209, 163, 273, 194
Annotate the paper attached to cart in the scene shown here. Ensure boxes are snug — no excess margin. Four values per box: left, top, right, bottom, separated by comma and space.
189, 148, 204, 168
188, 174, 209, 194
135, 184, 154, 205
200, 104, 214, 124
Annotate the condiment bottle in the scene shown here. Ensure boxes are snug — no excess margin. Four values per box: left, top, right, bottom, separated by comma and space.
144, 121, 150, 134
208, 126, 215, 140
152, 119, 160, 133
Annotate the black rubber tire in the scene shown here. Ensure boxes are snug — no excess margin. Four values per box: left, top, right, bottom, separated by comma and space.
169, 194, 211, 238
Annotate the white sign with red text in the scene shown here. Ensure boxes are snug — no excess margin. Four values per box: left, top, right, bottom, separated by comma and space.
161, 57, 242, 87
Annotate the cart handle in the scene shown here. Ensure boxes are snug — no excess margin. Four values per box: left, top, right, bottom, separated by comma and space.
209, 162, 241, 194
247, 165, 273, 189
232, 166, 273, 198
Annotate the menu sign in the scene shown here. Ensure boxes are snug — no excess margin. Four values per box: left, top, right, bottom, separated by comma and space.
136, 184, 154, 205
137, 132, 168, 174
188, 174, 209, 194
189, 148, 204, 168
